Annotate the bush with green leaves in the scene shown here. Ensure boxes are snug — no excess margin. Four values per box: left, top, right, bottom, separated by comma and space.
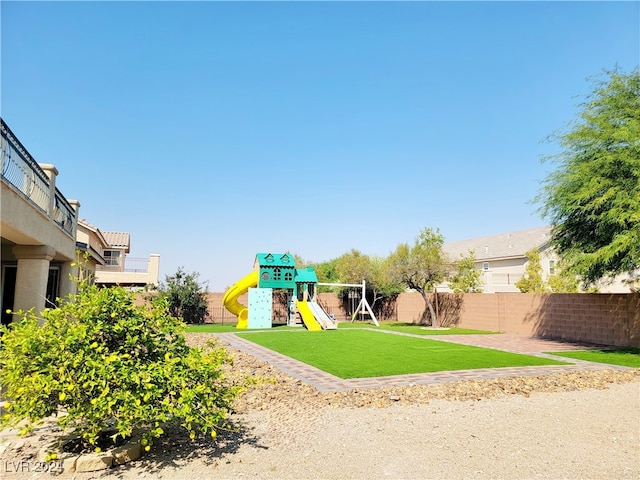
0, 282, 246, 452
159, 267, 210, 324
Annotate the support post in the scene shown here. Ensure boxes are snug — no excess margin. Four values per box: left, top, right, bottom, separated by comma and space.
12, 245, 56, 323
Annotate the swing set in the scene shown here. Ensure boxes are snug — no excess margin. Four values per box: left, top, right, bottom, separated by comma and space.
317, 280, 379, 326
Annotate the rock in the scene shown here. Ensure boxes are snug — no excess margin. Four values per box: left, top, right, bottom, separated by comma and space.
0, 439, 10, 454
75, 451, 113, 472
112, 440, 142, 465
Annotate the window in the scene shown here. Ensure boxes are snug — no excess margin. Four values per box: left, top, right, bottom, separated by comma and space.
1, 265, 17, 325
104, 250, 121, 266
46, 267, 60, 308
549, 260, 555, 275
483, 262, 489, 271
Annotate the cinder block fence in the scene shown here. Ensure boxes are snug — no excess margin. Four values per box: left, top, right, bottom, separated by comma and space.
206, 292, 640, 348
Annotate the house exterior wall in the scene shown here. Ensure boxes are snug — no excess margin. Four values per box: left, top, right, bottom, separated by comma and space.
95, 254, 160, 287
441, 246, 564, 294
1, 181, 79, 317
76, 222, 107, 280
442, 247, 630, 294
2, 120, 80, 320
1, 179, 78, 262
479, 257, 526, 293
442, 227, 631, 293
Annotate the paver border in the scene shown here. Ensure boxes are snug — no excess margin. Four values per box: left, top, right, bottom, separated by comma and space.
215, 330, 633, 392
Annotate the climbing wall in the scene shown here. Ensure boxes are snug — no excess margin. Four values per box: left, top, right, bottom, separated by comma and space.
248, 287, 273, 329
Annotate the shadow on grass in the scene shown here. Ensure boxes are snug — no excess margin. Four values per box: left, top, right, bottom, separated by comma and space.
107, 418, 264, 478
381, 322, 420, 328
373, 322, 499, 335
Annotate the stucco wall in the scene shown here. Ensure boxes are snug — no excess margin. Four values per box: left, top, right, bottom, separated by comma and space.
1, 183, 76, 262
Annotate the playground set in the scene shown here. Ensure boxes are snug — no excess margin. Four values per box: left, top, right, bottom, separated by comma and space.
222, 253, 378, 330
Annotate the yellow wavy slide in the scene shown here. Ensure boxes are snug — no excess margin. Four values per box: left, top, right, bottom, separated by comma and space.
295, 299, 323, 331
222, 270, 259, 329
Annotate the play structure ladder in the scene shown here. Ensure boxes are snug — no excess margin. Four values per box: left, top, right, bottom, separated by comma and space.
308, 301, 338, 330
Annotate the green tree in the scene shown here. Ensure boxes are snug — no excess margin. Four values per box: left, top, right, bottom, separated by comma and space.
312, 258, 340, 292
369, 256, 404, 307
290, 252, 309, 268
387, 227, 448, 326
448, 251, 483, 293
335, 249, 370, 284
334, 250, 403, 310
158, 268, 209, 324
537, 68, 640, 286
515, 248, 548, 293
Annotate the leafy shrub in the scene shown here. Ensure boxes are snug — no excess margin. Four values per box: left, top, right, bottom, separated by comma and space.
158, 267, 210, 324
0, 282, 246, 452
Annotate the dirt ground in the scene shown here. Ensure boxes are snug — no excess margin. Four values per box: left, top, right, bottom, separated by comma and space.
1, 334, 638, 479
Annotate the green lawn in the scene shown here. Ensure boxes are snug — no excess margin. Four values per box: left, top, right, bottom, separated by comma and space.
237, 329, 569, 379
186, 322, 496, 335
341, 321, 499, 335
186, 323, 294, 333
547, 349, 640, 368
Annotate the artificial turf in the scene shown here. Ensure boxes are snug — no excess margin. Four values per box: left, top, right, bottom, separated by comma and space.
186, 322, 496, 335
340, 322, 498, 335
236, 329, 569, 379
547, 349, 640, 368
186, 323, 294, 333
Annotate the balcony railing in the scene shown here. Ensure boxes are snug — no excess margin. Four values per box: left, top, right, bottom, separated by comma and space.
96, 257, 152, 273
1, 118, 75, 237
53, 188, 76, 235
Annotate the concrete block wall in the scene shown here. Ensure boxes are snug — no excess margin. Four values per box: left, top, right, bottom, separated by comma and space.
204, 290, 640, 348
316, 293, 349, 320
408, 292, 640, 348
396, 294, 426, 323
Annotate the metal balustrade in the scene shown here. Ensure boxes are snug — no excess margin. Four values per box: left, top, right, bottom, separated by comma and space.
96, 257, 152, 273
1, 120, 50, 213
1, 118, 76, 237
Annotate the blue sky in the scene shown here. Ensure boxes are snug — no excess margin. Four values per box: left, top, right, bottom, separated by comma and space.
2, 1, 638, 291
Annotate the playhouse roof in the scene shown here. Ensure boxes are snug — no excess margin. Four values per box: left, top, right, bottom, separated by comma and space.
254, 253, 295, 268
295, 266, 318, 283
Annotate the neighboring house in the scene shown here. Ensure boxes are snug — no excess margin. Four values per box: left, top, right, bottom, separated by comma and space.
75, 218, 109, 282
1, 119, 80, 324
1, 118, 161, 327
77, 219, 160, 289
442, 226, 554, 293
441, 225, 632, 293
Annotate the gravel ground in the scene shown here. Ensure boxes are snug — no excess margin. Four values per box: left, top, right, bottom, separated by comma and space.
1, 333, 638, 479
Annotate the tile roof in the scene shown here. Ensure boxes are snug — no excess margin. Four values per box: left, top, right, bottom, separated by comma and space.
102, 231, 131, 251
77, 218, 98, 231
443, 226, 552, 261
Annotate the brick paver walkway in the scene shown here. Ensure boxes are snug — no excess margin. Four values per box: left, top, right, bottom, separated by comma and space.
215, 330, 632, 392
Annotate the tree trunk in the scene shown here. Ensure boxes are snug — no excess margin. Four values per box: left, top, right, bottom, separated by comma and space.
417, 290, 439, 327
427, 299, 439, 328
